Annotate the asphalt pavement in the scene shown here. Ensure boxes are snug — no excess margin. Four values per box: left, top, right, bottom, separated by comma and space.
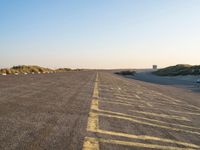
0, 71, 200, 150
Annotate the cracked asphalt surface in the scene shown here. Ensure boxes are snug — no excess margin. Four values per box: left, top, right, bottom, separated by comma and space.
0, 71, 200, 150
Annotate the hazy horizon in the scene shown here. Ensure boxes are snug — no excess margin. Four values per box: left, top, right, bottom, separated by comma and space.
1, 0, 200, 69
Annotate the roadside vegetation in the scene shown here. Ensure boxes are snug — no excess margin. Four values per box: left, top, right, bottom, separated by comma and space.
115, 70, 136, 76
56, 68, 72, 72
0, 65, 79, 75
154, 64, 200, 76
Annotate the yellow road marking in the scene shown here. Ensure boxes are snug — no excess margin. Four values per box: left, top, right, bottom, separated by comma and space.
93, 83, 99, 98
83, 137, 99, 150
138, 105, 200, 116
86, 137, 195, 150
87, 110, 200, 149
152, 102, 198, 112
145, 102, 153, 107
103, 97, 141, 103
186, 104, 200, 111
98, 112, 200, 136
114, 95, 153, 107
94, 107, 200, 131
100, 99, 146, 107
115, 93, 187, 108
92, 73, 99, 98
130, 110, 190, 121
92, 129, 200, 149
87, 112, 99, 132
153, 93, 200, 112
102, 138, 195, 150
92, 101, 199, 134
149, 91, 182, 103
91, 99, 99, 111
83, 73, 100, 150
135, 94, 141, 99
134, 95, 153, 106
83, 73, 199, 149
169, 110, 200, 116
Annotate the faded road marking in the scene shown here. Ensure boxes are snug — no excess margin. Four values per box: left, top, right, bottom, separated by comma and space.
135, 94, 141, 99
93, 78, 99, 98
91, 129, 200, 149
88, 137, 195, 150
83, 73, 199, 149
100, 99, 146, 107
86, 111, 200, 149
97, 108, 200, 131
138, 105, 200, 116
83, 137, 99, 150
98, 112, 200, 136
130, 110, 190, 121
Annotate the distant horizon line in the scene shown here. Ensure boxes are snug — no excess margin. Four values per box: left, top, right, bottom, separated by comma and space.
1, 63, 199, 70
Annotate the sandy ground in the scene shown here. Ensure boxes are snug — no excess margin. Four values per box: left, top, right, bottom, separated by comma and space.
129, 70, 200, 92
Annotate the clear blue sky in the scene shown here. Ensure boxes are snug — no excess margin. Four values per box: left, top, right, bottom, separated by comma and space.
0, 0, 200, 69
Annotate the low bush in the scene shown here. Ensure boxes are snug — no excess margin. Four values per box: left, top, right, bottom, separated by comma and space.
56, 68, 72, 72
115, 70, 136, 76
153, 64, 200, 76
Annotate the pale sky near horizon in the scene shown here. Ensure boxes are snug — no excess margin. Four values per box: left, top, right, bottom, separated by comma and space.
0, 0, 200, 69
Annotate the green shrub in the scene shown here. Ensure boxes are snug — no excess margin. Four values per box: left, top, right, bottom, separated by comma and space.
154, 64, 200, 76
115, 70, 136, 76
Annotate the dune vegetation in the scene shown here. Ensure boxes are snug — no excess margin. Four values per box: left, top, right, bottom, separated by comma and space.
0, 65, 76, 75
115, 70, 136, 76
153, 64, 200, 76
55, 68, 72, 72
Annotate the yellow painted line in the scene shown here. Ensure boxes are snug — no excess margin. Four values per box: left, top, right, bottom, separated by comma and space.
151, 102, 197, 112
106, 97, 142, 104
87, 112, 99, 132
145, 102, 153, 107
83, 73, 100, 150
168, 110, 200, 116
98, 112, 200, 136
158, 95, 200, 112
114, 95, 153, 107
186, 104, 200, 111
156, 93, 182, 103
87, 108, 200, 149
83, 137, 99, 150
138, 105, 200, 116
93, 82, 99, 98
91, 99, 99, 111
92, 129, 200, 149
92, 73, 99, 98
115, 95, 135, 99
97, 137, 195, 150
148, 100, 178, 106
130, 110, 190, 121
135, 94, 141, 99
83, 73, 199, 150
100, 100, 146, 107
96, 108, 200, 131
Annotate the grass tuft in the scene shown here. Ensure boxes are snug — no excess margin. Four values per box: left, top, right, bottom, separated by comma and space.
0, 65, 75, 75
153, 64, 200, 76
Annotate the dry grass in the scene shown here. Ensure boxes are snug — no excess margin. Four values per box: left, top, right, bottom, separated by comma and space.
55, 68, 72, 72
154, 64, 200, 76
0, 65, 74, 75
